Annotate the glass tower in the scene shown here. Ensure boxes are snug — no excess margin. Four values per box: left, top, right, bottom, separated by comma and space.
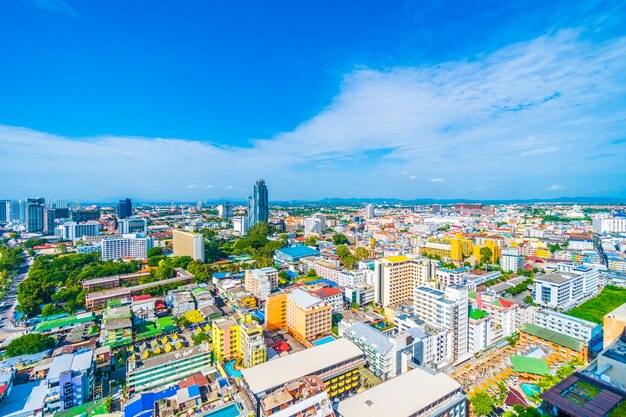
248, 179, 268, 227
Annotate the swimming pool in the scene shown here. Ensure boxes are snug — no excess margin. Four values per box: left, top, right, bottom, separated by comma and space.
224, 360, 242, 378
312, 336, 336, 346
521, 383, 541, 397
205, 403, 241, 417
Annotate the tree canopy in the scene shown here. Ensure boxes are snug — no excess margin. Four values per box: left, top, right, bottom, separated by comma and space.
333, 234, 349, 245
471, 392, 495, 417
5, 333, 56, 357
479, 247, 493, 264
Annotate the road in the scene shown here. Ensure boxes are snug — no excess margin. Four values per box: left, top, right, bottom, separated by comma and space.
0, 254, 33, 343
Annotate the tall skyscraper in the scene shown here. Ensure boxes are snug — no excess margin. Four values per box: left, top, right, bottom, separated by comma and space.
0, 200, 7, 224
118, 198, 132, 219
247, 179, 268, 227
26, 198, 45, 233
44, 208, 56, 235
6, 201, 20, 223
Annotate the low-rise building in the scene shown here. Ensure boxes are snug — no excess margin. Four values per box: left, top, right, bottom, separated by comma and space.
309, 287, 344, 311
534, 309, 602, 346
519, 323, 588, 362
258, 375, 334, 417
336, 367, 467, 417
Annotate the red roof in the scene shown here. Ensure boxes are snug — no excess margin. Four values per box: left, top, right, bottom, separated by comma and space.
133, 295, 151, 302
271, 340, 291, 353
178, 372, 209, 389
505, 387, 529, 407
155, 300, 166, 309
310, 287, 343, 298
498, 298, 516, 308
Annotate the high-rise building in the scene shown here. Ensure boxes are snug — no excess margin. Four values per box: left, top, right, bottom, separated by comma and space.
247, 179, 268, 227
55, 221, 101, 241
117, 198, 132, 219
26, 198, 45, 233
101, 234, 154, 261
373, 255, 433, 307
286, 289, 332, 344
211, 314, 266, 368
43, 208, 55, 235
117, 217, 147, 234
217, 203, 233, 218
19, 200, 27, 222
232, 216, 249, 235
172, 230, 205, 261
364, 204, 375, 219
244, 267, 279, 302
55, 200, 68, 209
500, 249, 523, 272
0, 200, 7, 224
6, 201, 20, 222
414, 285, 469, 364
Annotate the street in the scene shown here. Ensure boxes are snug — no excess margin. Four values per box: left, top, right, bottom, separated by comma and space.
0, 255, 33, 343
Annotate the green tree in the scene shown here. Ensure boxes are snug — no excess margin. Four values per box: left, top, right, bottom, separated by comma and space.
479, 247, 493, 264
355, 247, 370, 260
471, 392, 495, 417
147, 247, 163, 258
193, 332, 211, 346
305, 235, 319, 247
306, 269, 317, 278
5, 334, 56, 357
41, 303, 63, 317
333, 234, 349, 245
335, 245, 350, 259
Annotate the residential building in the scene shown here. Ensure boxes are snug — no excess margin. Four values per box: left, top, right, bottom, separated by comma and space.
0, 200, 7, 224
373, 255, 433, 307
593, 216, 626, 233
43, 208, 55, 235
364, 204, 375, 219
55, 221, 101, 241
126, 343, 212, 395
500, 249, 523, 272
309, 287, 344, 311
101, 305, 133, 348
468, 309, 491, 354
259, 375, 334, 417
245, 267, 278, 303
265, 292, 287, 331
586, 330, 626, 389
248, 179, 269, 228
533, 271, 589, 310
217, 203, 233, 218
285, 289, 332, 344
533, 309, 602, 345
172, 229, 205, 262
468, 292, 518, 344
343, 284, 375, 306
233, 216, 249, 235
518, 323, 588, 362
393, 313, 450, 368
604, 303, 626, 347
336, 367, 467, 417
557, 263, 600, 297
118, 198, 132, 219
343, 322, 426, 380
211, 314, 266, 368
5, 201, 20, 223
118, 217, 147, 234
43, 351, 94, 415
414, 285, 469, 364
167, 291, 196, 316
240, 338, 365, 414
100, 233, 154, 261
26, 198, 44, 233
70, 209, 100, 223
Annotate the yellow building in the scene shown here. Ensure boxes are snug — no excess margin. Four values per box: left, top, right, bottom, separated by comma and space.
535, 248, 551, 259
604, 303, 626, 347
172, 229, 205, 262
286, 289, 332, 344
265, 292, 287, 331
373, 255, 432, 307
473, 240, 501, 263
211, 314, 266, 368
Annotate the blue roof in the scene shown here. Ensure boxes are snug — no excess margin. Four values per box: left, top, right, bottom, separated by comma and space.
306, 278, 338, 287
125, 387, 177, 417
276, 245, 320, 258
285, 270, 298, 278
188, 384, 201, 398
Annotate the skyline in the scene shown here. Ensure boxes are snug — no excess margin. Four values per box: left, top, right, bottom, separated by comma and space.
1, 1, 626, 200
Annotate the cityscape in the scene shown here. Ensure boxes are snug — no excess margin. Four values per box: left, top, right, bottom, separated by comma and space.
2, 2, 626, 417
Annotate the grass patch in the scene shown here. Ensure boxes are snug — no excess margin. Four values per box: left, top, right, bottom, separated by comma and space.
567, 286, 626, 324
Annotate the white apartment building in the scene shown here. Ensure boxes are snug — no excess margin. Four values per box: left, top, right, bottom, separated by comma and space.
500, 249, 523, 272
469, 292, 518, 345
533, 272, 585, 310
468, 309, 491, 354
117, 217, 147, 234
533, 309, 602, 344
344, 284, 375, 306
593, 216, 626, 233
232, 216, 249, 235
303, 215, 325, 235
557, 263, 600, 297
374, 255, 432, 307
435, 267, 468, 288
309, 287, 344, 311
414, 285, 469, 364
394, 313, 449, 368
55, 221, 101, 241
101, 233, 154, 261
244, 267, 278, 302
343, 322, 426, 380
568, 238, 594, 250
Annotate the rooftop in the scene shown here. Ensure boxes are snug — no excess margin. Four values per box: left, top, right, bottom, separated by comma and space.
535, 272, 577, 285
336, 367, 463, 417
383, 255, 410, 263
276, 245, 320, 258
345, 322, 394, 356
241, 338, 363, 395
510, 355, 551, 376
287, 289, 325, 309
519, 323, 585, 351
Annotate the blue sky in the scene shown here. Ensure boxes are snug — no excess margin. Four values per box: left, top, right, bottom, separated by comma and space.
1, 0, 625, 201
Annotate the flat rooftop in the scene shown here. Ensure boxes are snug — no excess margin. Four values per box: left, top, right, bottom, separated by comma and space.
536, 272, 576, 284
241, 338, 363, 395
336, 368, 463, 417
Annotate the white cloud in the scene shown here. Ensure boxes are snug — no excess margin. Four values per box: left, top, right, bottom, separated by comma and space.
204, 185, 215, 189
409, 175, 417, 180
1, 27, 625, 199
224, 185, 235, 190
547, 184, 565, 191
187, 184, 198, 189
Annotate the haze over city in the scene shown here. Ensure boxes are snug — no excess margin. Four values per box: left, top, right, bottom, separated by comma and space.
1, 1, 626, 200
